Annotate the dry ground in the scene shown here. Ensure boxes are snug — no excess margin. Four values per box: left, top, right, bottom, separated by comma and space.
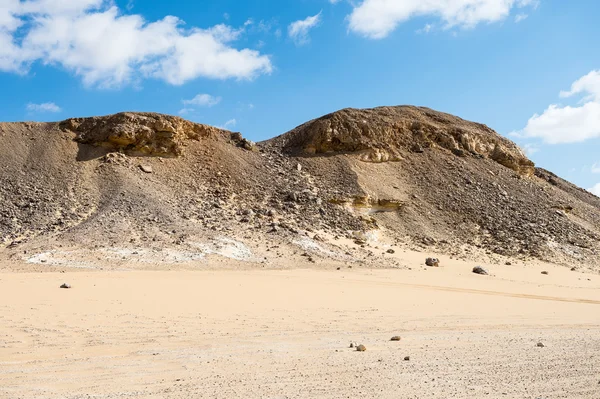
1, 255, 600, 399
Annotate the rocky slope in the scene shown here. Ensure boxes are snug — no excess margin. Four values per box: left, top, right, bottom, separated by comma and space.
1, 107, 599, 270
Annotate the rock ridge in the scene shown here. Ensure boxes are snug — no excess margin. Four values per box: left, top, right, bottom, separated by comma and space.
269, 106, 534, 175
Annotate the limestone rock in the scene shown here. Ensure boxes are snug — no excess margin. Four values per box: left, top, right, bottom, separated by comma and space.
271, 106, 534, 175
60, 112, 226, 157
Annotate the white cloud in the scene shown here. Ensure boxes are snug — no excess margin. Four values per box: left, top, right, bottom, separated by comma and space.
288, 12, 321, 45
517, 102, 600, 144
416, 23, 434, 34
514, 13, 528, 23
588, 183, 600, 196
515, 70, 600, 144
0, 1, 272, 88
26, 102, 61, 113
560, 70, 600, 103
347, 0, 538, 39
182, 94, 221, 107
178, 108, 194, 116
219, 119, 237, 130
592, 163, 600, 174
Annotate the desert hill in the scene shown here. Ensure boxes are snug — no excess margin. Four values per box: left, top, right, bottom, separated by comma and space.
1, 107, 599, 270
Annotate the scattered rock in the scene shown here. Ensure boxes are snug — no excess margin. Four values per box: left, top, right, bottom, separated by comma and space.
356, 344, 366, 352
240, 138, 256, 151
139, 165, 153, 174
536, 342, 545, 348
390, 336, 402, 341
404, 356, 410, 361
60, 283, 71, 289
425, 258, 440, 267
386, 249, 395, 254
541, 271, 549, 275
505, 261, 512, 266
411, 144, 424, 154
472, 266, 489, 275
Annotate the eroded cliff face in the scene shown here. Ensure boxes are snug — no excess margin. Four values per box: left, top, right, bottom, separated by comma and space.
273, 106, 534, 176
60, 112, 229, 157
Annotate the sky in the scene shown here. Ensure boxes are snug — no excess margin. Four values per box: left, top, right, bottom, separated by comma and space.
1, 0, 600, 194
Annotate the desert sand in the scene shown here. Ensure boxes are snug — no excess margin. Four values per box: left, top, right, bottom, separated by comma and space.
1, 254, 599, 398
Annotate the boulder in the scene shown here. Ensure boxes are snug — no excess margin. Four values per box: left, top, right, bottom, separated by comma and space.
425, 258, 440, 267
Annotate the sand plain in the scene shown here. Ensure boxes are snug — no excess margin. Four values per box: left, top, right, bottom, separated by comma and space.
1, 257, 599, 399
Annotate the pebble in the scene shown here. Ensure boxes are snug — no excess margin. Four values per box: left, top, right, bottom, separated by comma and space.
390, 336, 402, 341
60, 283, 71, 289
356, 344, 366, 352
404, 356, 410, 361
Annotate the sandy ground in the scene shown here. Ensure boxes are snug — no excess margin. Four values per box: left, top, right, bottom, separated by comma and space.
1, 257, 600, 399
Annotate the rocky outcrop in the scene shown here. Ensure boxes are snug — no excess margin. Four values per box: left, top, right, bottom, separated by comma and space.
60, 112, 230, 157
270, 106, 534, 175
1, 107, 599, 270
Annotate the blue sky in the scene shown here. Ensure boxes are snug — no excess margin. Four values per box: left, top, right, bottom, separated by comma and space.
1, 0, 600, 193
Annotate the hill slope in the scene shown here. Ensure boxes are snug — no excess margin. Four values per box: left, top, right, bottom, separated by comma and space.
1, 107, 599, 270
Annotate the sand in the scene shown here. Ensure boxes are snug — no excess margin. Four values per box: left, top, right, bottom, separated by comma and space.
1, 257, 600, 398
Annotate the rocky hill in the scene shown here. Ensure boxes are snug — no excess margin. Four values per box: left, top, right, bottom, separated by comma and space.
1, 107, 599, 271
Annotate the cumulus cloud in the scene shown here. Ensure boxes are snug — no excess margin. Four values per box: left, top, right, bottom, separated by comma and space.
559, 70, 600, 102
347, 0, 538, 39
592, 163, 600, 174
288, 12, 321, 45
26, 102, 61, 113
515, 70, 600, 144
589, 183, 600, 196
0, 0, 272, 88
182, 94, 221, 107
